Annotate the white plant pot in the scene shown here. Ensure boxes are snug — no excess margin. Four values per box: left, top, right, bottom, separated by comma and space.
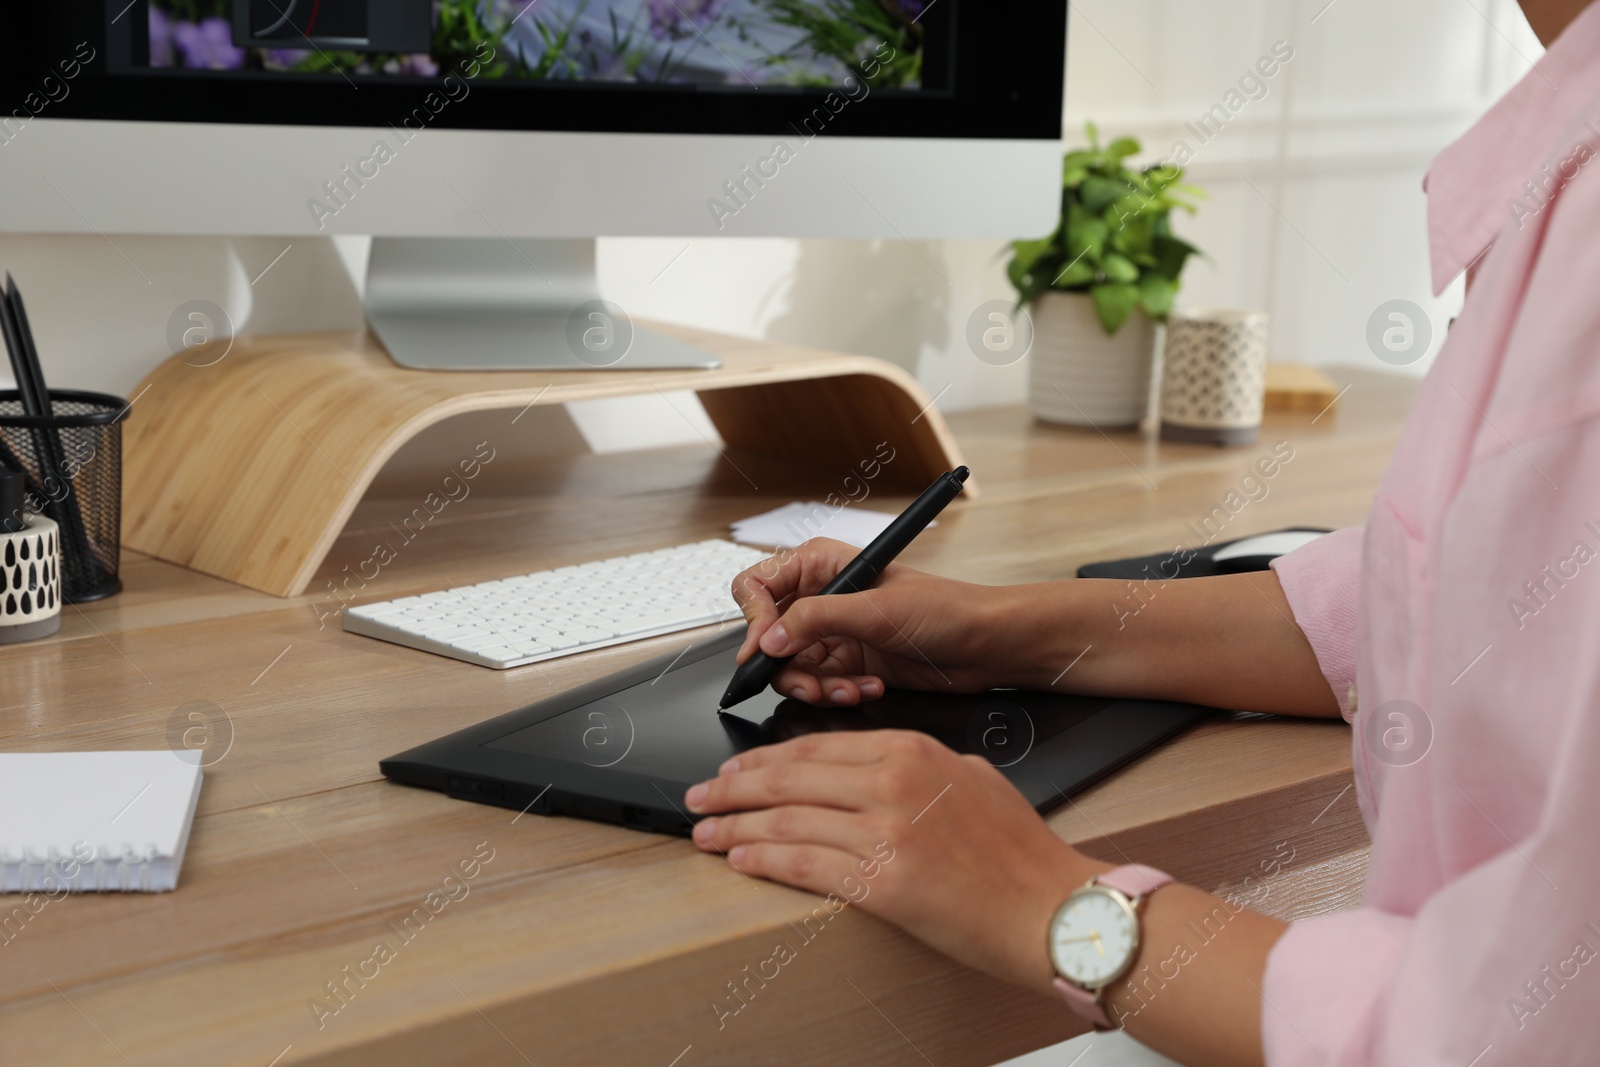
1027, 291, 1157, 428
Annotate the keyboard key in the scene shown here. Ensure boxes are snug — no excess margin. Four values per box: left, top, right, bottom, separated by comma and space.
427, 625, 493, 642
627, 610, 719, 632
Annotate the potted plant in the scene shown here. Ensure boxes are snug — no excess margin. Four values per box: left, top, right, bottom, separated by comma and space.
1007, 123, 1203, 428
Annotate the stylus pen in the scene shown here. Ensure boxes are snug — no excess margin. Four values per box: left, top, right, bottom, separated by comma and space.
0, 287, 34, 414
0, 294, 53, 498
717, 466, 970, 712
5, 276, 91, 575
7, 276, 54, 420
0, 302, 40, 500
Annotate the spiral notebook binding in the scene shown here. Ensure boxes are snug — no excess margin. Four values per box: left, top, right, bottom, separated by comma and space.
3, 841, 163, 892
21, 846, 45, 893
11, 846, 67, 893
114, 843, 157, 893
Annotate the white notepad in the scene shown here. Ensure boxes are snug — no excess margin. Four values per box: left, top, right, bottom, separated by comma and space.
0, 751, 204, 893
731, 502, 925, 550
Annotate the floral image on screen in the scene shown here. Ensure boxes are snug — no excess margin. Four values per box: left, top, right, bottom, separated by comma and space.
146, 0, 925, 87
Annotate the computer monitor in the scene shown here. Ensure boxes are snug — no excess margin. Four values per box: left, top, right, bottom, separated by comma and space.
0, 2, 1066, 370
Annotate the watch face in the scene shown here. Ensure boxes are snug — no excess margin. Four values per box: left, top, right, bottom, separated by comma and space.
1048, 886, 1139, 989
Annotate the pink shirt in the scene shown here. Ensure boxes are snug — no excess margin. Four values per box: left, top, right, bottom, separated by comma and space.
1263, 7, 1600, 1063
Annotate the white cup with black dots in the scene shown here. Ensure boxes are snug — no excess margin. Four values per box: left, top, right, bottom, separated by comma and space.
0, 514, 61, 643
1159, 308, 1270, 446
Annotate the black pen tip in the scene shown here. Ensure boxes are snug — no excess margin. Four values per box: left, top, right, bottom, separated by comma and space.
952, 466, 970, 483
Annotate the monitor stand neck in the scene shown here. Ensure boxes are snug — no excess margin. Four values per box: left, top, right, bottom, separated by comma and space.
363, 236, 719, 371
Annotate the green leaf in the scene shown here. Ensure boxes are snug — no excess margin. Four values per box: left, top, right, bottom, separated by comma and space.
1156, 183, 1207, 215
1010, 236, 1054, 273
1106, 136, 1141, 161
1144, 163, 1184, 189
1055, 256, 1096, 288
1151, 235, 1199, 280
1138, 274, 1177, 320
1112, 190, 1172, 220
1101, 253, 1139, 283
1079, 175, 1131, 213
1110, 216, 1154, 257
1065, 203, 1108, 263
1062, 150, 1105, 183
1085, 120, 1100, 149
1090, 282, 1140, 334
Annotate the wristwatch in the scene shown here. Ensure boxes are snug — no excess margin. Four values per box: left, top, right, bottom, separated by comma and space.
1047, 863, 1173, 1029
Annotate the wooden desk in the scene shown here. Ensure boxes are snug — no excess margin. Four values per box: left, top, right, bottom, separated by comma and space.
0, 360, 1412, 1067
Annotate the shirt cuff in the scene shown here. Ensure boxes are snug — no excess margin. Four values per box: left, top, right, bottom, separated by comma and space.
1262, 908, 1413, 1066
1269, 527, 1363, 721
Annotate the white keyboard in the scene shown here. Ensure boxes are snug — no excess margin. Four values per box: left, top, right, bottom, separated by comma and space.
342, 539, 772, 669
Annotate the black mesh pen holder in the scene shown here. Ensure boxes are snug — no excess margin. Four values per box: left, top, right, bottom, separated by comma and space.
0, 390, 127, 602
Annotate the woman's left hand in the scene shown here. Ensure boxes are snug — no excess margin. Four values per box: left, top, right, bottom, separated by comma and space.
685, 729, 1107, 996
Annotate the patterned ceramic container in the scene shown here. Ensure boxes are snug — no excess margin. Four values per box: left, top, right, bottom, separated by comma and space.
1159, 308, 1270, 445
0, 514, 61, 644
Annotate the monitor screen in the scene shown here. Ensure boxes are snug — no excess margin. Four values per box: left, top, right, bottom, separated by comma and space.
1, 2, 1059, 140
133, 0, 941, 90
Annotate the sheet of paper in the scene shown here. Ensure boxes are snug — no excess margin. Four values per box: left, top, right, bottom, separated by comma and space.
730, 502, 924, 550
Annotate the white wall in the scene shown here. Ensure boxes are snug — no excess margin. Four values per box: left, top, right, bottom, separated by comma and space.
0, 0, 1545, 452
589, 0, 1545, 443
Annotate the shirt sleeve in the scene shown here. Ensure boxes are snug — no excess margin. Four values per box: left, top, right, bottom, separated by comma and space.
1261, 908, 1413, 1065
1269, 526, 1363, 721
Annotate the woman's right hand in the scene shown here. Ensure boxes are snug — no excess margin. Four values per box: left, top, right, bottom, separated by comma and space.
729, 538, 1006, 706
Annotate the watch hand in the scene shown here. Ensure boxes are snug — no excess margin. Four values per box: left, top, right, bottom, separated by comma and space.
1057, 935, 1101, 945
1091, 931, 1106, 957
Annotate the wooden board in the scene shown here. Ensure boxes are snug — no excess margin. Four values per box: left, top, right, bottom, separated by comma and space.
1264, 362, 1343, 413
121, 326, 968, 598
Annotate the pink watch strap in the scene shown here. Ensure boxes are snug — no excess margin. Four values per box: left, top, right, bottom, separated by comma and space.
1054, 977, 1114, 1029
1053, 864, 1174, 1030
1097, 863, 1173, 900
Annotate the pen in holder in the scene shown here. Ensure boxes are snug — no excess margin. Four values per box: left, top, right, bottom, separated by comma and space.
0, 463, 59, 642
0, 390, 127, 602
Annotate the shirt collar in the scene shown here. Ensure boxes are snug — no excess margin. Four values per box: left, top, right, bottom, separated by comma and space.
1426, 2, 1600, 295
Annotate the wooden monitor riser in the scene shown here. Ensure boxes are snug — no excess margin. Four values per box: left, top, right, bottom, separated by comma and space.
122, 325, 971, 597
